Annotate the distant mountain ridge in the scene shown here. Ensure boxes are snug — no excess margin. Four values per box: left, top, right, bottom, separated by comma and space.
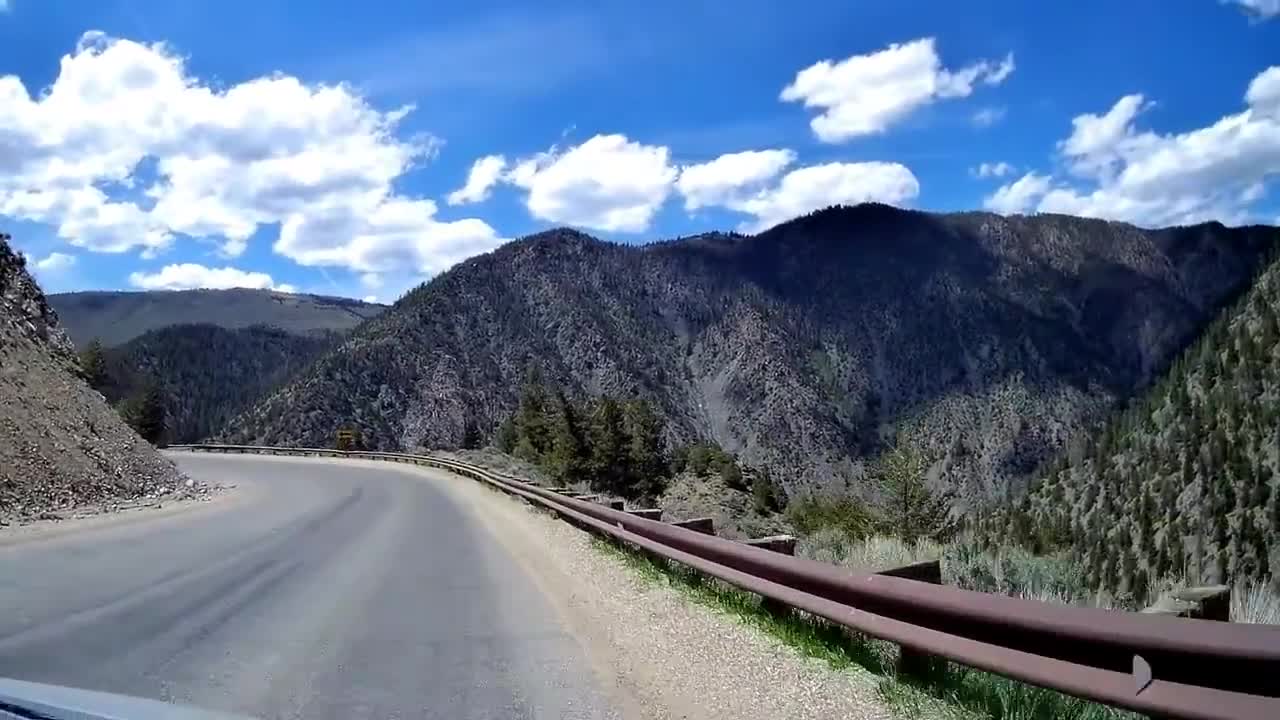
49, 288, 385, 348
219, 204, 1277, 503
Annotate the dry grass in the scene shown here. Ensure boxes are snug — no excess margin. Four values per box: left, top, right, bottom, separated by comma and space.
796, 531, 1280, 621
797, 528, 942, 571
1232, 577, 1280, 624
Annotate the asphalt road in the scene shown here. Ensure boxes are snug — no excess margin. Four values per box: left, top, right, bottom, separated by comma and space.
0, 454, 621, 720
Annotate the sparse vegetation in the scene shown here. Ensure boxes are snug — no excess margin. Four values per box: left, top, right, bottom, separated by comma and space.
787, 438, 954, 557
594, 537, 1137, 720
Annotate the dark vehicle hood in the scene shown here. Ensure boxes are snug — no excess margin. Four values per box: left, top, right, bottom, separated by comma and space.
0, 677, 256, 720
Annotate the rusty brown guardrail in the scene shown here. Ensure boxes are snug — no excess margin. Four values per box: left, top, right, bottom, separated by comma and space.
169, 444, 1280, 720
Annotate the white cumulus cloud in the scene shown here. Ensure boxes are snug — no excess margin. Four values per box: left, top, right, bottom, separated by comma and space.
447, 154, 507, 205
984, 65, 1280, 226
671, 150, 919, 231
983, 172, 1052, 214
726, 162, 920, 232
1225, 0, 1280, 19
504, 134, 676, 232
276, 197, 502, 275
1247, 66, 1280, 115
780, 38, 1014, 142
128, 263, 296, 292
1057, 94, 1154, 181
971, 107, 1007, 128
676, 149, 796, 210
972, 162, 1015, 179
34, 252, 75, 272
0, 32, 502, 276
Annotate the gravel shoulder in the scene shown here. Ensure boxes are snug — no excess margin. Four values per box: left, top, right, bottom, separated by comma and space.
424, 462, 894, 720
0, 483, 239, 549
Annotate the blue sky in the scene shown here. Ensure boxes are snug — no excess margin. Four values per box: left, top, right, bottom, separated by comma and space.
1, 0, 1278, 302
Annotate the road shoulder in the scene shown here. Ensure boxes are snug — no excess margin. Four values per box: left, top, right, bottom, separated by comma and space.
410, 462, 894, 720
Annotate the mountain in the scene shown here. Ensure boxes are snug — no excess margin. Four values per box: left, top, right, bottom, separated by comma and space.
985, 249, 1280, 593
0, 234, 184, 523
219, 204, 1278, 503
95, 324, 334, 444
49, 288, 385, 348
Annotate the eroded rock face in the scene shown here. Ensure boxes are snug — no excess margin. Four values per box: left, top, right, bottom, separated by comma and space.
0, 233, 185, 523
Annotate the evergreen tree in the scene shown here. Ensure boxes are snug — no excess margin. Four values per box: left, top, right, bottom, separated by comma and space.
752, 467, 787, 514
544, 392, 588, 486
461, 420, 483, 450
623, 398, 667, 498
875, 437, 952, 545
78, 339, 108, 391
588, 397, 629, 496
495, 416, 518, 454
513, 368, 551, 463
123, 378, 168, 447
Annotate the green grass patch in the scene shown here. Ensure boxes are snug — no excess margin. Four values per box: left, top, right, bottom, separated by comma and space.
592, 537, 1139, 720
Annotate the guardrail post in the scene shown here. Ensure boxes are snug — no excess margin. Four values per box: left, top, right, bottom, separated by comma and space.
670, 517, 715, 535
747, 535, 798, 617
626, 508, 663, 521
878, 560, 944, 678
1142, 585, 1230, 621
745, 535, 797, 555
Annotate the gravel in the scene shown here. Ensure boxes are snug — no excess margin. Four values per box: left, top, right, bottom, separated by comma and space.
1, 234, 187, 524
439, 469, 895, 720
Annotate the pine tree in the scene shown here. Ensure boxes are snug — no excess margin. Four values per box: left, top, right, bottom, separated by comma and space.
875, 437, 952, 545
495, 416, 518, 454
752, 467, 786, 514
79, 339, 108, 391
513, 368, 551, 463
588, 397, 629, 496
461, 420, 483, 450
545, 392, 588, 486
622, 398, 667, 498
123, 378, 168, 447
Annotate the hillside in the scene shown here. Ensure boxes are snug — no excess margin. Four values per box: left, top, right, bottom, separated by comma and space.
49, 288, 385, 348
986, 249, 1280, 592
94, 325, 334, 444
219, 204, 1278, 503
0, 234, 184, 522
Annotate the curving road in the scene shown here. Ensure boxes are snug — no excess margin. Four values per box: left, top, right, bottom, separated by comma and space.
0, 453, 621, 719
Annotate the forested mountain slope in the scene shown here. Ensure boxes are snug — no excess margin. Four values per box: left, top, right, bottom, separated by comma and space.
220, 204, 1277, 502
49, 288, 384, 348
988, 250, 1280, 591
0, 234, 183, 522
91, 324, 333, 444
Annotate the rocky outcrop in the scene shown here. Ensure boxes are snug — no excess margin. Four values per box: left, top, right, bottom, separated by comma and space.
0, 233, 186, 523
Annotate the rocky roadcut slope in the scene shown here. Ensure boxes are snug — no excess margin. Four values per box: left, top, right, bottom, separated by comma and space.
222, 205, 1277, 503
0, 234, 184, 522
49, 288, 385, 348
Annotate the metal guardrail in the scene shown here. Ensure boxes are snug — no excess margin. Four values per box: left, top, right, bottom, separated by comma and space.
170, 444, 1280, 720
